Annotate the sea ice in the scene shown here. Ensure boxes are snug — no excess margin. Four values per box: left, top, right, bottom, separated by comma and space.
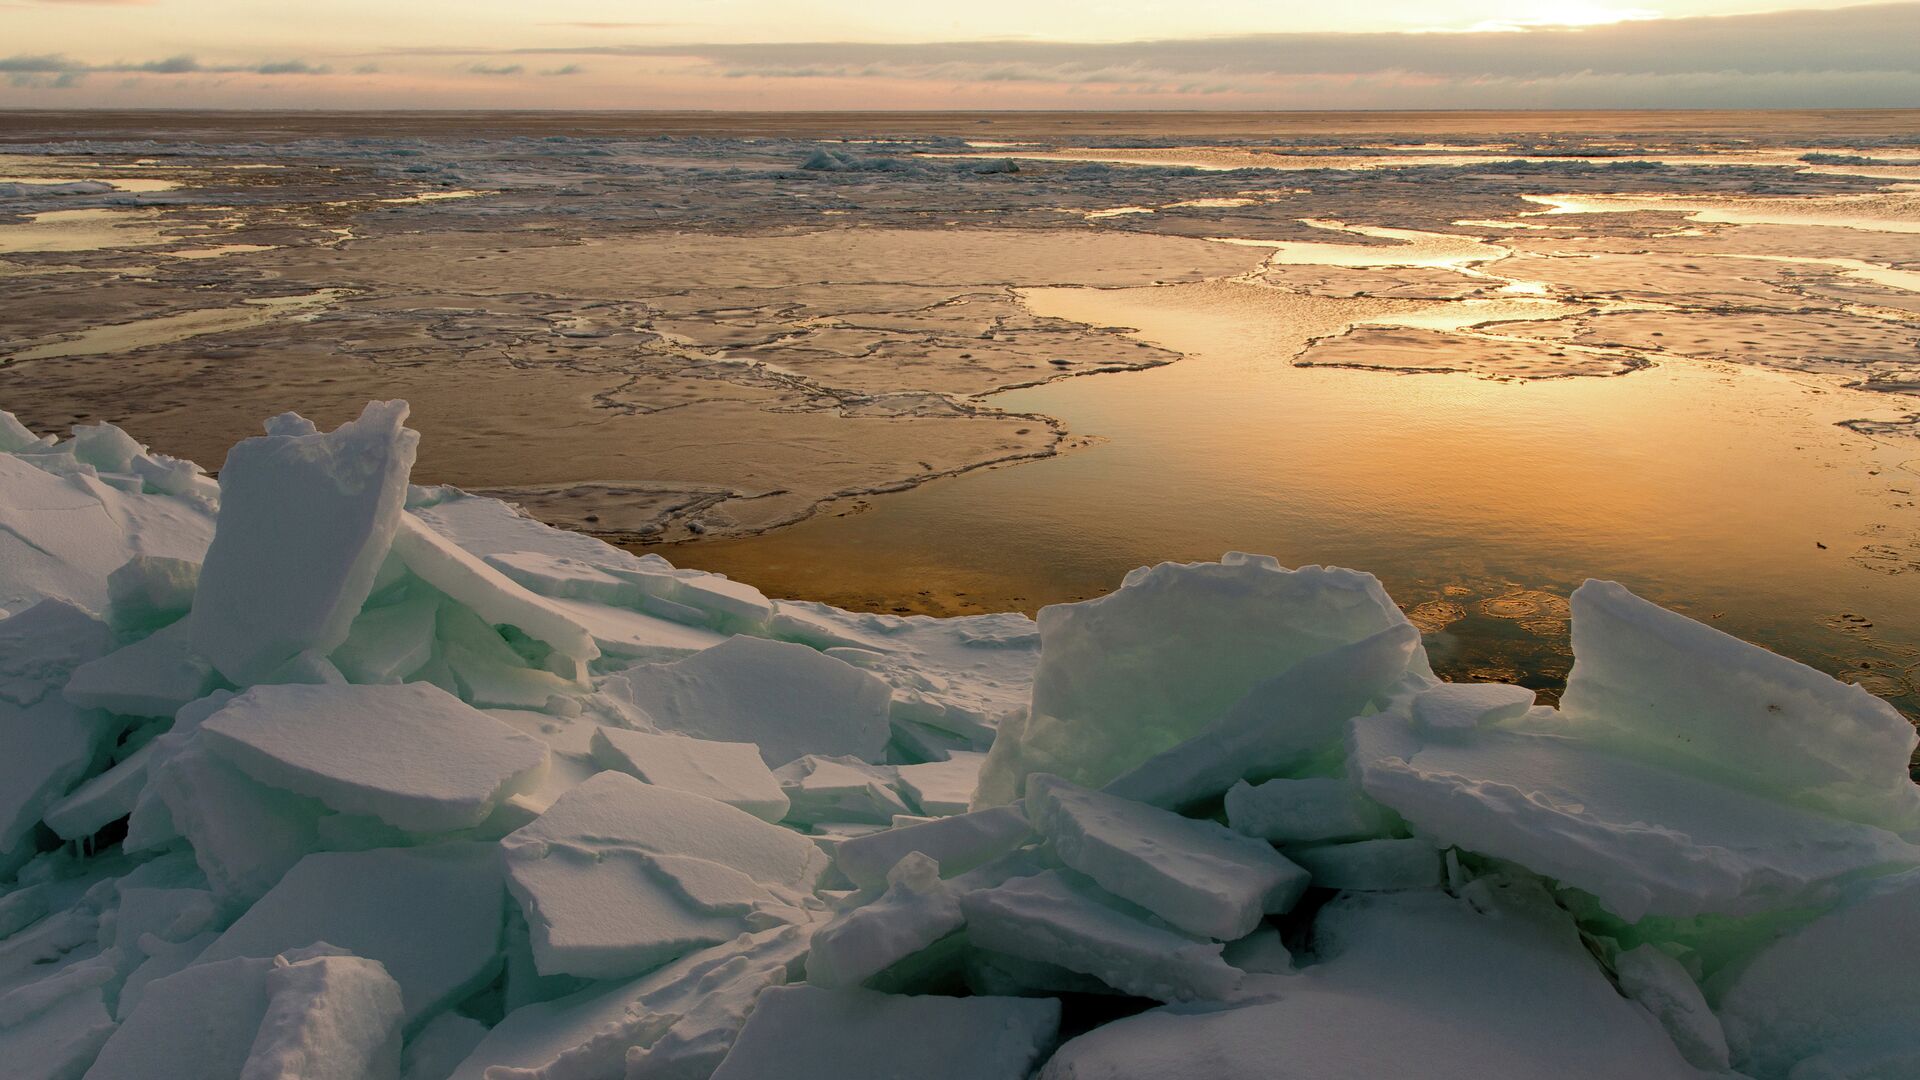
958, 869, 1242, 1002
1223, 777, 1398, 843
977, 556, 1425, 805
449, 926, 808, 1080
601, 636, 892, 767
0, 600, 118, 870
1037, 884, 1700, 1079
1103, 622, 1425, 811
195, 844, 506, 1027
90, 946, 404, 1080
1027, 774, 1308, 940
390, 513, 597, 663
1286, 837, 1442, 892
1613, 944, 1730, 1071
500, 772, 825, 980
774, 755, 911, 826
1712, 868, 1920, 1078
1410, 681, 1536, 731
833, 804, 1033, 890
1353, 706, 1920, 920
189, 402, 418, 686
62, 619, 218, 718
1562, 579, 1920, 835
897, 751, 988, 817
708, 985, 1060, 1080
198, 683, 549, 833
590, 727, 789, 822
806, 852, 963, 989
104, 555, 199, 633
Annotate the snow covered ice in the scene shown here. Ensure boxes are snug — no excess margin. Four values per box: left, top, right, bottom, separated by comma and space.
0, 403, 1917, 1078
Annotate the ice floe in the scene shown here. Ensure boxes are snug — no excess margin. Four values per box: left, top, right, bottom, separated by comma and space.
0, 403, 1913, 1078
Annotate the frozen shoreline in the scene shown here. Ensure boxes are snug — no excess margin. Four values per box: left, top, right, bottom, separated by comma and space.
1, 402, 1917, 1078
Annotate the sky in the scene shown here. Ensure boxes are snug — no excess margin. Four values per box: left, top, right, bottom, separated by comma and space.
1, 0, 1917, 109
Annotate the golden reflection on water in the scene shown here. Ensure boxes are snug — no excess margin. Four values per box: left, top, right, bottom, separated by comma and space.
669, 277, 1920, 711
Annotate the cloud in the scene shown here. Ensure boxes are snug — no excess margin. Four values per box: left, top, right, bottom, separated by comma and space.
539, 63, 584, 76
572, 2, 1920, 84
540, 22, 669, 30
0, 51, 333, 87
467, 62, 524, 75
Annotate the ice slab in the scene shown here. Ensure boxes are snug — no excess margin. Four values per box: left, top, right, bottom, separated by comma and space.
807, 852, 963, 989
199, 683, 549, 833
590, 727, 788, 823
1103, 622, 1424, 811
977, 556, 1426, 805
0, 971, 115, 1080
709, 985, 1060, 1080
1038, 885, 1700, 1080
390, 513, 597, 662
543, 595, 728, 660
1224, 777, 1398, 843
0, 600, 118, 867
602, 636, 892, 767
63, 618, 218, 718
0, 450, 214, 618
105, 554, 200, 633
897, 751, 987, 817
1562, 579, 1920, 835
834, 804, 1033, 891
197, 844, 507, 1028
1614, 944, 1730, 1071
959, 869, 1242, 1002
1411, 682, 1536, 731
241, 950, 406, 1080
329, 590, 438, 685
42, 736, 163, 841
448, 925, 807, 1080
1028, 774, 1308, 940
190, 401, 418, 686
91, 945, 403, 1080
1353, 708, 1920, 921
500, 772, 825, 980
1713, 868, 1920, 1079
774, 755, 911, 826
1287, 837, 1442, 892
148, 741, 324, 903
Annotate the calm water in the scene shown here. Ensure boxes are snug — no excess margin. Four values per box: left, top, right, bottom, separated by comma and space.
672, 277, 1920, 716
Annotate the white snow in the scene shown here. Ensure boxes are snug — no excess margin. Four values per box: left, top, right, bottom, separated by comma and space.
198, 683, 549, 833
590, 727, 789, 822
63, 619, 218, 718
1027, 774, 1308, 940
189, 402, 418, 686
709, 984, 1060, 1080
1614, 944, 1730, 1071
